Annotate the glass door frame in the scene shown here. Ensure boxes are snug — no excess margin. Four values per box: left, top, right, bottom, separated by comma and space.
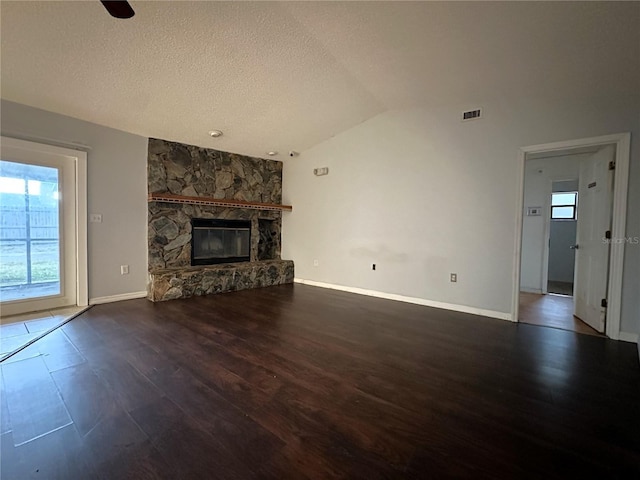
0, 136, 87, 316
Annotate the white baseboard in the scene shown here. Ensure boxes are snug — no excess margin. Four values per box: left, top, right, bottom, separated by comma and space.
618, 331, 639, 344
89, 291, 147, 305
294, 278, 513, 322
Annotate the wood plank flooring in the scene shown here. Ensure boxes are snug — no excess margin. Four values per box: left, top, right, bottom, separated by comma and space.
519, 292, 604, 336
547, 281, 573, 296
1, 284, 638, 479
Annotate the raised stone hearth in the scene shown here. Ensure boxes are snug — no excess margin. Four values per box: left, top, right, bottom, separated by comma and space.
147, 138, 293, 301
148, 260, 294, 302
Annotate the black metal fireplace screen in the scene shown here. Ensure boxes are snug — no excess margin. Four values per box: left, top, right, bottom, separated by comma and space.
191, 218, 250, 265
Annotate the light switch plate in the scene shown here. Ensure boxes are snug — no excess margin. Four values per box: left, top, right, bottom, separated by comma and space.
526, 207, 542, 216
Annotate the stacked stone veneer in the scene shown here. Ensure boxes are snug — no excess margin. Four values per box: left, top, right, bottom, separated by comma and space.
147, 138, 293, 301
148, 260, 294, 302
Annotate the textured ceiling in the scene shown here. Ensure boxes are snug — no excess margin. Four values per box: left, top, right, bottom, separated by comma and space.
1, 1, 638, 159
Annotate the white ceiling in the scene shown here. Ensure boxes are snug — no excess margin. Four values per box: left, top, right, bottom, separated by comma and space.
1, 1, 638, 159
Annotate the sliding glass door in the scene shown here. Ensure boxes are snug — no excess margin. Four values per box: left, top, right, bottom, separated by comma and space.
1, 160, 62, 302
0, 138, 85, 316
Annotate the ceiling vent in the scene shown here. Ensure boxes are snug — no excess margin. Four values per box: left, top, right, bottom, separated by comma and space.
462, 108, 482, 122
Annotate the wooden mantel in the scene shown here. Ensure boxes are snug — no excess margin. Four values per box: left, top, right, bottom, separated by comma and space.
148, 193, 292, 212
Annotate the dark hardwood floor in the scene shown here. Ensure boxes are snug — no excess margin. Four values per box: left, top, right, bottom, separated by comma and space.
1, 284, 639, 479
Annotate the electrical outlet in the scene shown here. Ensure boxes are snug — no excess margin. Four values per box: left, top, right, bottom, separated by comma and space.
450, 273, 457, 283
121, 265, 129, 275
89, 213, 103, 223
313, 260, 319, 267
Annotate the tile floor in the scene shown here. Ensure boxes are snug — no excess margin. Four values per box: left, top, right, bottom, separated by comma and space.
0, 306, 89, 361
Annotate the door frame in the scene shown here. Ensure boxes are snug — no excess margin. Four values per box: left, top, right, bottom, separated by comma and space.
0, 136, 88, 312
512, 133, 631, 340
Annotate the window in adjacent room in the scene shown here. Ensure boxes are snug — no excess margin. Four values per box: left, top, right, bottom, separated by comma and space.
551, 192, 578, 220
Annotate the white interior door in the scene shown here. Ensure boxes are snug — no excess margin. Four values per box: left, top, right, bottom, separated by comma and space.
0, 138, 83, 316
573, 145, 615, 332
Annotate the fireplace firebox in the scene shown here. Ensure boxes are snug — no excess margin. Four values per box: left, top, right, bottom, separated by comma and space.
191, 218, 251, 265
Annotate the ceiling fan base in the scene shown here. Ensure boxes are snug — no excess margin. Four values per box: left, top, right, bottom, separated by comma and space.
100, 1, 135, 19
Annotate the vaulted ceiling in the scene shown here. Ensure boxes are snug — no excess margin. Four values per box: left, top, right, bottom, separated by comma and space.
1, 1, 638, 158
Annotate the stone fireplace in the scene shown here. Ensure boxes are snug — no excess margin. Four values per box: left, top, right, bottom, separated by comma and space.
146, 138, 294, 301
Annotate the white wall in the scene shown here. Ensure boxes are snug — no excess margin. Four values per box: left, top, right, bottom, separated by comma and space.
548, 179, 579, 284
548, 221, 577, 283
1, 100, 149, 301
520, 155, 583, 293
282, 96, 640, 336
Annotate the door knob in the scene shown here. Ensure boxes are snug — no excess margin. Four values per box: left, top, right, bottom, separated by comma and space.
570, 244, 579, 250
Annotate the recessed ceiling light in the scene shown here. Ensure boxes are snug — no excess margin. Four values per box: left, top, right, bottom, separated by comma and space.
267, 151, 278, 156
208, 130, 223, 138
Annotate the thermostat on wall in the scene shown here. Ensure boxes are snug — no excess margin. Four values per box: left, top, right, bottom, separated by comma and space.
313, 167, 329, 176
527, 206, 542, 216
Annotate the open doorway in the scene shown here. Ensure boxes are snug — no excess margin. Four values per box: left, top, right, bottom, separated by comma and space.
513, 133, 630, 340
519, 148, 604, 335
547, 185, 578, 296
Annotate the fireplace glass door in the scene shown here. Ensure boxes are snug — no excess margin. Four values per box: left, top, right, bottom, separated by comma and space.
191, 219, 250, 265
